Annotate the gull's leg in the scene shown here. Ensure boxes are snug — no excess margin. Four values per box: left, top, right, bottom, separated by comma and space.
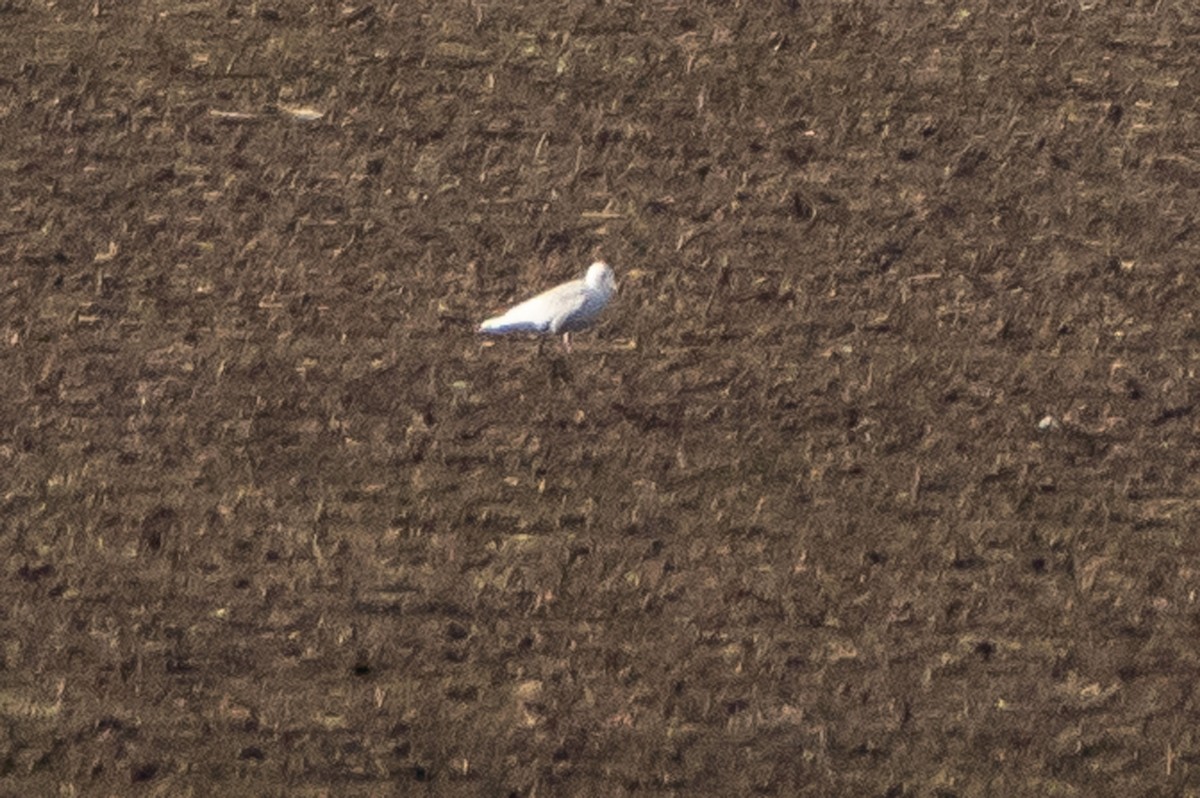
562, 332, 572, 353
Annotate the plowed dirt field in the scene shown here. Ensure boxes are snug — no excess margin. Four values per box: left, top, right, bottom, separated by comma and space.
3, 2, 1200, 795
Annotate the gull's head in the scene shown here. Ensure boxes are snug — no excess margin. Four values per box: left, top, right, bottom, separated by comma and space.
585, 261, 617, 296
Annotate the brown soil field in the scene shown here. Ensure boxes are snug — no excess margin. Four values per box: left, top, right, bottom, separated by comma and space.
3, 1, 1200, 795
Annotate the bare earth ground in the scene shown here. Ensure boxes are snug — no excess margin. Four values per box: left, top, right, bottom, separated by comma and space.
2, 1, 1200, 795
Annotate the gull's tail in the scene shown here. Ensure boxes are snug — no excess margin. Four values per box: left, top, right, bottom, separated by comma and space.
478, 314, 543, 335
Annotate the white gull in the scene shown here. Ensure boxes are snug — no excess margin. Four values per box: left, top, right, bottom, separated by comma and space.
479, 261, 616, 352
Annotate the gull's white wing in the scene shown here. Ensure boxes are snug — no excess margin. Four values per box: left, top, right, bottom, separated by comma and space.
479, 279, 589, 335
